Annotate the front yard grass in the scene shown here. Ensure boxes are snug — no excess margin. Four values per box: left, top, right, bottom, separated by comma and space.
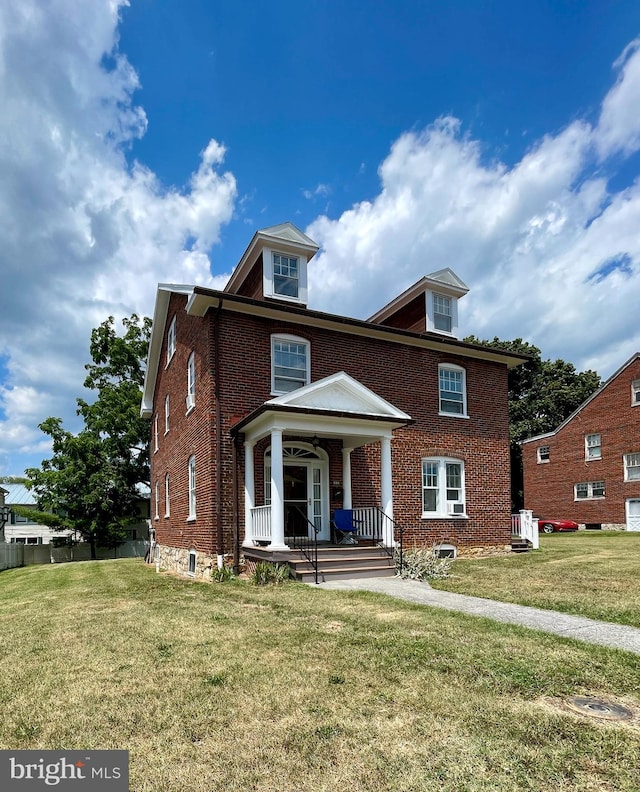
432, 530, 640, 626
1, 559, 640, 791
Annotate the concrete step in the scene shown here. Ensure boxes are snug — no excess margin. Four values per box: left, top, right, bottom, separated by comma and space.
295, 564, 397, 583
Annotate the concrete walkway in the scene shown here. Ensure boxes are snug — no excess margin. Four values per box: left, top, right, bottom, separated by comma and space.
317, 577, 640, 655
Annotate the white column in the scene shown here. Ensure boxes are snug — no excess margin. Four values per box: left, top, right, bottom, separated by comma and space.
267, 429, 289, 550
380, 435, 394, 546
342, 447, 353, 509
242, 440, 255, 547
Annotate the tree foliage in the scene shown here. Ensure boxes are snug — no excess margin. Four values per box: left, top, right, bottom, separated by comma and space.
26, 315, 151, 557
465, 337, 602, 509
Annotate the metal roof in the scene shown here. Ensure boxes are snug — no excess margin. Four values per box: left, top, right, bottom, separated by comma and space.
1, 483, 37, 505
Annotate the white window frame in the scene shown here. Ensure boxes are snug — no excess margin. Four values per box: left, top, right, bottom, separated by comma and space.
585, 433, 602, 461
154, 480, 159, 520
624, 453, 640, 482
166, 315, 176, 366
262, 248, 308, 304
537, 445, 550, 463
271, 334, 310, 395
164, 473, 170, 517
164, 394, 170, 434
421, 457, 467, 518
438, 364, 467, 417
186, 352, 195, 413
632, 379, 640, 406
187, 456, 196, 520
426, 291, 459, 336
153, 414, 159, 453
188, 549, 196, 577
574, 480, 605, 500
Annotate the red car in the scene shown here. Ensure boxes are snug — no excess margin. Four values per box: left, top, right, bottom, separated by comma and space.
536, 517, 579, 534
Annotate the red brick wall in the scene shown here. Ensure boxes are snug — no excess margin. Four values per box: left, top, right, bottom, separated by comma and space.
151, 299, 514, 555
522, 357, 640, 525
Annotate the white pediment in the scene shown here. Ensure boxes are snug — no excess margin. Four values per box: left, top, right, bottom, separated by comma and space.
260, 222, 319, 250
267, 372, 411, 420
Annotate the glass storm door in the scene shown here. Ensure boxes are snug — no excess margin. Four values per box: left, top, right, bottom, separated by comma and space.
284, 464, 309, 538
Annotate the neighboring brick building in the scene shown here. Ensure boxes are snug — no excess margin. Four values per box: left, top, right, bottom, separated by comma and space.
521, 354, 640, 531
141, 222, 527, 578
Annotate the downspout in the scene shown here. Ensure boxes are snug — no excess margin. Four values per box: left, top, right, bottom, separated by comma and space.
232, 434, 240, 575
213, 300, 224, 570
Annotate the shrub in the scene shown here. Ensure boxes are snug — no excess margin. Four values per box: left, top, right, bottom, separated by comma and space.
250, 561, 291, 585
396, 546, 453, 581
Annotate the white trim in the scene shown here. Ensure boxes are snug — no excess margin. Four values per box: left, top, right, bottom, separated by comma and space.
164, 394, 170, 435
438, 363, 467, 417
188, 455, 196, 519
421, 457, 467, 518
271, 334, 310, 395
166, 315, 176, 366
537, 445, 550, 463
153, 414, 159, 453
164, 473, 170, 517
574, 480, 605, 500
623, 452, 640, 482
188, 549, 196, 577
585, 433, 602, 461
154, 480, 159, 521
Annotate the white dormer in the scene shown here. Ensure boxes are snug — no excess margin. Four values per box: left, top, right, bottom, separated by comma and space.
224, 222, 319, 307
368, 267, 469, 338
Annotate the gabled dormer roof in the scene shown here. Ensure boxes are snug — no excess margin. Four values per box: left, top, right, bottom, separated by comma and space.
368, 268, 469, 325
224, 222, 319, 296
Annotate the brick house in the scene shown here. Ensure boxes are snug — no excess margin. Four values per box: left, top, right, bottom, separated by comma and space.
521, 353, 640, 532
141, 222, 527, 579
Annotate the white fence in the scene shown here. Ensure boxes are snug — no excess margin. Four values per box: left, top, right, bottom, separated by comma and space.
0, 540, 147, 571
511, 509, 539, 550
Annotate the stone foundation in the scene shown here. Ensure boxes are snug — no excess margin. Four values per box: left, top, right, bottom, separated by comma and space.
455, 544, 512, 558
156, 543, 217, 581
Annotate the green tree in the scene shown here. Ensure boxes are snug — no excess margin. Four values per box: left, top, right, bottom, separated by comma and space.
26, 315, 151, 558
465, 337, 601, 509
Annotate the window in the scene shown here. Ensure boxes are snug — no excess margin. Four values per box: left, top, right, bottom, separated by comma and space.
537, 445, 550, 463
624, 453, 640, 482
271, 335, 310, 394
575, 481, 605, 499
154, 413, 159, 452
167, 315, 176, 364
433, 294, 452, 333
165, 473, 170, 516
438, 364, 467, 416
188, 550, 196, 577
164, 395, 170, 434
632, 379, 640, 406
154, 480, 159, 520
188, 456, 196, 519
273, 253, 299, 298
585, 434, 601, 460
186, 352, 195, 411
422, 458, 466, 517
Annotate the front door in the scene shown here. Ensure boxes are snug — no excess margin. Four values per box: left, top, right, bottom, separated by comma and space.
626, 499, 640, 532
284, 464, 309, 538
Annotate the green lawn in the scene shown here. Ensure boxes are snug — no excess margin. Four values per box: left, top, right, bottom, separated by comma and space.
433, 530, 640, 626
1, 559, 640, 791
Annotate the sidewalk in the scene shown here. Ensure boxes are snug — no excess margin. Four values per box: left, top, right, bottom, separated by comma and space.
317, 577, 640, 655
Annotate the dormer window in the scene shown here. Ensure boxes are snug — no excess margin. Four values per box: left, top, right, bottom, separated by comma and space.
433, 294, 452, 333
273, 253, 299, 298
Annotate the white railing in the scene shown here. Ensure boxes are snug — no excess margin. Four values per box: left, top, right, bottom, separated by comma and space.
251, 505, 272, 542
511, 509, 539, 550
352, 506, 383, 541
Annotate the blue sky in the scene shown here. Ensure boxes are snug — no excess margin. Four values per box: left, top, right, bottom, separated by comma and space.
1, 0, 640, 475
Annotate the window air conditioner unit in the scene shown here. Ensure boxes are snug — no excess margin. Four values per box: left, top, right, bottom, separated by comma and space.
186, 394, 195, 410
447, 503, 465, 515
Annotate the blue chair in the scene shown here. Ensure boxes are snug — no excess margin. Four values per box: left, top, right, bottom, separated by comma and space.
332, 509, 360, 545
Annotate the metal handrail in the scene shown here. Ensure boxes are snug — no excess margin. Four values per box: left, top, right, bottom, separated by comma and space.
372, 507, 405, 573
288, 505, 320, 585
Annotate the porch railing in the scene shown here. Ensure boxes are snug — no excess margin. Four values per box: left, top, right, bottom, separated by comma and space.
251, 505, 271, 542
351, 506, 405, 571
511, 509, 539, 550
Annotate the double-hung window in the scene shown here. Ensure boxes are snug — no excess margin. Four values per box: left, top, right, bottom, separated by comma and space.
632, 379, 640, 406
574, 481, 605, 499
273, 253, 299, 298
164, 395, 170, 434
537, 445, 550, 463
624, 453, 640, 482
165, 473, 170, 517
439, 364, 467, 416
167, 316, 176, 365
271, 335, 310, 394
186, 352, 195, 412
433, 294, 452, 333
154, 480, 159, 520
188, 456, 196, 519
585, 434, 601, 460
422, 458, 466, 517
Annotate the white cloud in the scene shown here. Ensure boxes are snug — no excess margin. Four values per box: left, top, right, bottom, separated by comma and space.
0, 0, 237, 474
307, 41, 640, 381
